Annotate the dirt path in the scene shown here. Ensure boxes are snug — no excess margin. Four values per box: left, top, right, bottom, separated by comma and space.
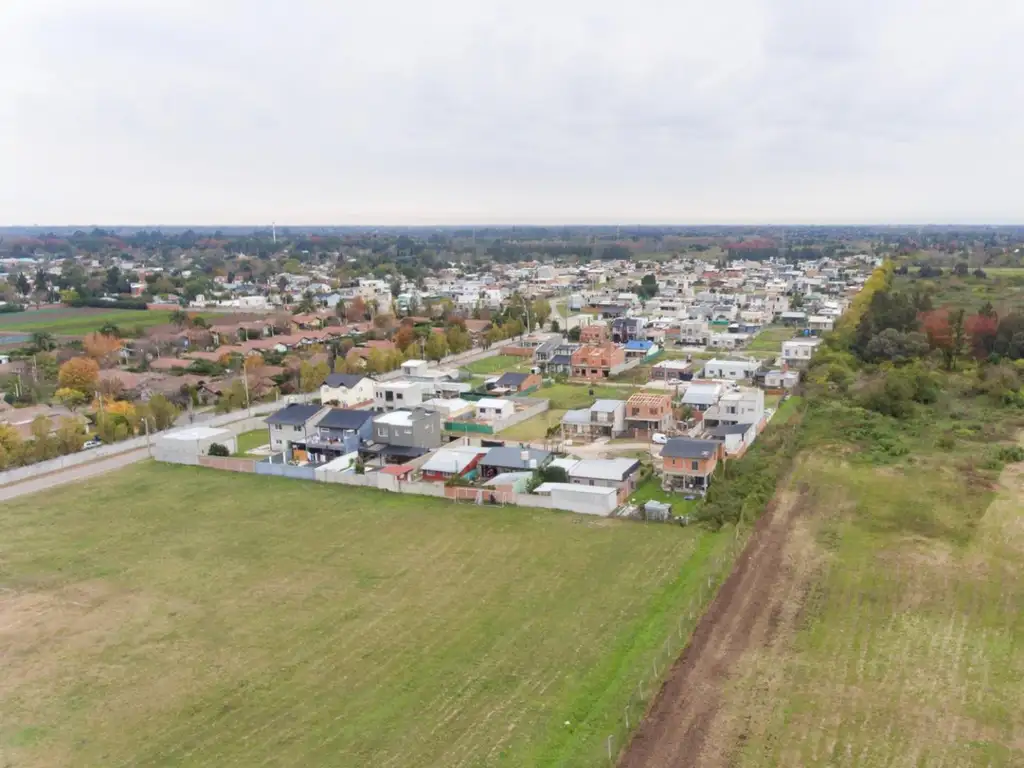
618, 483, 804, 768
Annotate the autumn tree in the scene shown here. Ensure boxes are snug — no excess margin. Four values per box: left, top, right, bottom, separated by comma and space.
424, 332, 449, 361
394, 324, 416, 351
446, 325, 471, 354
299, 360, 329, 392
531, 298, 552, 329
138, 394, 178, 431
83, 332, 122, 367
54, 417, 86, 454
966, 313, 999, 358
346, 296, 367, 323
922, 309, 967, 370
55, 387, 89, 411
366, 348, 387, 375
58, 357, 100, 396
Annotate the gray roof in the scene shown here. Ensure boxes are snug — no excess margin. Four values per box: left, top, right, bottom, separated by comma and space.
317, 408, 374, 430
706, 423, 753, 437
494, 372, 529, 388
561, 408, 591, 425
568, 458, 640, 481
265, 404, 323, 426
323, 373, 367, 389
549, 354, 573, 365
661, 438, 720, 459
479, 446, 551, 469
591, 399, 625, 413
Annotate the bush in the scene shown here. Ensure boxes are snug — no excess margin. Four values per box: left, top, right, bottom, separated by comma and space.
0, 303, 25, 314
68, 297, 149, 311
996, 445, 1024, 463
208, 443, 230, 457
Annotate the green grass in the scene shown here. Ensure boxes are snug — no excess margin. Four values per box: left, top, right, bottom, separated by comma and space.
540, 383, 637, 410
745, 325, 796, 352
0, 308, 179, 336
0, 462, 727, 767
498, 409, 566, 441
770, 395, 803, 425
233, 428, 270, 456
629, 475, 698, 517
462, 354, 533, 375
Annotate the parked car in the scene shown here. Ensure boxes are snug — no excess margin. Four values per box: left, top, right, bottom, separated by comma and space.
82, 439, 103, 450
652, 432, 668, 445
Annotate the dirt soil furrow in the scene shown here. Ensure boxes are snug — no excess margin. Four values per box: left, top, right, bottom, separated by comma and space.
618, 486, 804, 768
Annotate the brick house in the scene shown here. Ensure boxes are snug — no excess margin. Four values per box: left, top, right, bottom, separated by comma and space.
661, 437, 723, 494
625, 392, 674, 436
579, 324, 610, 344
570, 342, 625, 381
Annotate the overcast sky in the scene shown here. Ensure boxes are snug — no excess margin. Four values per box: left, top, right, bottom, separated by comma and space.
3, 0, 1023, 226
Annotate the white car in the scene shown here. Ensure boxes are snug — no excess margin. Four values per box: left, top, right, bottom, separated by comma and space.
82, 439, 103, 450
651, 433, 668, 445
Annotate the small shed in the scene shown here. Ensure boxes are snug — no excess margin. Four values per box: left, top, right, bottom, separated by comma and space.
644, 500, 672, 522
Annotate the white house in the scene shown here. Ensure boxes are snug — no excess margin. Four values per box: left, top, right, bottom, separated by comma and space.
708, 333, 751, 351
707, 386, 765, 427
682, 382, 723, 413
702, 358, 760, 381
320, 374, 374, 407
476, 398, 515, 422
374, 380, 425, 412
781, 338, 822, 368
764, 370, 801, 390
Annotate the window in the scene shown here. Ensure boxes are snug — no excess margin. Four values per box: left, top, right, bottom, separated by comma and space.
631, 407, 640, 416
385, 391, 394, 401
396, 393, 403, 400
378, 428, 387, 438
293, 425, 302, 432
691, 460, 699, 471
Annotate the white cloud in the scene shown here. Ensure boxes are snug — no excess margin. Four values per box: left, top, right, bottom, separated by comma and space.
2, 0, 1023, 224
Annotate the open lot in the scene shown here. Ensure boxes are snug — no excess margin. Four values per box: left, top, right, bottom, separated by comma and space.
0, 462, 726, 767
462, 354, 533, 375
0, 307, 178, 336
745, 325, 795, 353
233, 428, 270, 456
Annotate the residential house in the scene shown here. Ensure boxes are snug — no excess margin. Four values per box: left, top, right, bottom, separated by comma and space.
781, 338, 821, 368
807, 315, 834, 333
704, 386, 766, 429
531, 483, 619, 516
625, 392, 674, 436
611, 317, 645, 343
546, 353, 575, 376
420, 446, 490, 482
488, 372, 542, 395
478, 447, 552, 480
706, 423, 757, 457
0, 404, 88, 441
624, 339, 657, 360
297, 408, 375, 463
476, 398, 515, 422
561, 398, 628, 441
779, 311, 808, 327
707, 333, 751, 351
579, 323, 609, 344
661, 437, 723, 493
677, 319, 710, 346
265, 403, 330, 453
681, 382, 724, 416
533, 337, 578, 370
702, 358, 760, 381
374, 380, 425, 412
566, 458, 641, 503
649, 359, 693, 382
764, 369, 801, 390
320, 373, 374, 407
422, 397, 475, 421
367, 408, 442, 463
571, 342, 626, 381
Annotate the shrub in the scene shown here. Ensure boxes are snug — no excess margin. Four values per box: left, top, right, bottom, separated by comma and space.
996, 445, 1024, 463
208, 443, 230, 457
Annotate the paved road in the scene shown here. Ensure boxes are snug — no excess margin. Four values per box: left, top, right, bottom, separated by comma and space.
0, 448, 150, 502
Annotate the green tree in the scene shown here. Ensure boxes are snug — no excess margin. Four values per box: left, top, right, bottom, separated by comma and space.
424, 333, 449, 361
31, 331, 56, 352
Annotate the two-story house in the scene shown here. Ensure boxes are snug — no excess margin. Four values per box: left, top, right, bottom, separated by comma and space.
265, 403, 330, 453
681, 382, 723, 416
571, 342, 626, 381
374, 380, 425, 412
781, 338, 821, 369
677, 319, 710, 346
611, 317, 645, 344
298, 408, 375, 464
703, 386, 765, 429
367, 408, 442, 463
579, 323, 610, 345
661, 437, 723, 493
625, 392, 674, 436
320, 373, 374, 407
560, 399, 627, 441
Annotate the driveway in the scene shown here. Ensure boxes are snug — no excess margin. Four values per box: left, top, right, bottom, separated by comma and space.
0, 448, 150, 502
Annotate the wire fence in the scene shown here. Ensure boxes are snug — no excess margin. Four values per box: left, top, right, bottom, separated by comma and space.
601, 522, 751, 765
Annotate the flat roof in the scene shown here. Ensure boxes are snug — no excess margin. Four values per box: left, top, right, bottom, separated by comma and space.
534, 482, 617, 496
162, 426, 231, 441
477, 398, 513, 408
374, 410, 415, 426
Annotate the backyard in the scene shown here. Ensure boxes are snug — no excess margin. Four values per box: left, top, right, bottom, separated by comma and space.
232, 428, 271, 456
745, 325, 795, 353
0, 462, 730, 768
462, 354, 533, 375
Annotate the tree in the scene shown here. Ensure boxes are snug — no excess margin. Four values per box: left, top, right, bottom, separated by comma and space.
31, 331, 56, 352
394, 324, 416, 351
58, 357, 100, 396
446, 325, 471, 355
639, 273, 659, 299
55, 387, 88, 411
424, 333, 449, 361
15, 273, 31, 296
531, 298, 552, 328
299, 360, 329, 392
277, 275, 288, 293
83, 332, 122, 366
953, 262, 969, 276
979, 301, 997, 318
338, 347, 364, 374
140, 394, 178, 431
863, 329, 930, 364
54, 417, 86, 454
567, 326, 581, 342
922, 309, 967, 370
551, 319, 560, 333
296, 290, 317, 314
966, 313, 999, 358
346, 296, 367, 323
59, 288, 79, 305
169, 309, 190, 328
366, 348, 387, 374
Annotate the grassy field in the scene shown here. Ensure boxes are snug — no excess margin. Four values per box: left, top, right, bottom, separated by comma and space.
462, 354, 532, 375
0, 308, 177, 336
233, 428, 270, 455
498, 409, 566, 441
895, 272, 1024, 312
0, 462, 729, 767
745, 325, 795, 352
540, 383, 638, 410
